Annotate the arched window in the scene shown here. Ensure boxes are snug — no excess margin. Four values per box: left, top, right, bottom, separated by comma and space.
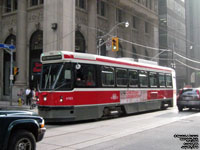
3, 34, 16, 95
29, 30, 43, 89
117, 43, 123, 58
75, 31, 85, 53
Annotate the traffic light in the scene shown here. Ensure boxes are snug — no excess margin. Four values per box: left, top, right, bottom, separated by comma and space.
112, 37, 119, 51
13, 67, 19, 76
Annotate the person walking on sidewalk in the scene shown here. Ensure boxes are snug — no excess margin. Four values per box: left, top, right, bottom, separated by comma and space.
25, 87, 32, 106
30, 88, 37, 109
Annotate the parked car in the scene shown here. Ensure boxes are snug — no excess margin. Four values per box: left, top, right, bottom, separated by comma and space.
177, 88, 200, 111
0, 110, 46, 150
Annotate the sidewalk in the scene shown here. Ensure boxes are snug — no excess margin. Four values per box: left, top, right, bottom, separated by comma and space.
0, 100, 38, 113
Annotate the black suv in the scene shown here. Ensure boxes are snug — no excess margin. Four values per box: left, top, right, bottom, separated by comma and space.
0, 110, 46, 150
177, 88, 200, 111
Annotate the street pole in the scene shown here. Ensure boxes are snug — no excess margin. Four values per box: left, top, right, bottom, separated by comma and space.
98, 38, 102, 55
97, 21, 129, 55
10, 49, 13, 106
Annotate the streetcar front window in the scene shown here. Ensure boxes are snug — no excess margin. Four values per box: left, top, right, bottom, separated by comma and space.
40, 63, 73, 91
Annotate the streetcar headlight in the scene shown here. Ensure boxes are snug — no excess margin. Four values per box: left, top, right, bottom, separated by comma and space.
44, 96, 47, 101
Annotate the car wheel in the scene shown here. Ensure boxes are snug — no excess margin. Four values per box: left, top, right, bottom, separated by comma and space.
178, 106, 183, 111
8, 129, 36, 150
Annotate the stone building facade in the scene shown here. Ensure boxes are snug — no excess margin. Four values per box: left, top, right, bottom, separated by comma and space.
185, 0, 200, 87
0, 0, 159, 101
158, 0, 186, 89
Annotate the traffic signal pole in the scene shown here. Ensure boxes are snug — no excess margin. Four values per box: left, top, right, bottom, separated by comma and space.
10, 49, 13, 106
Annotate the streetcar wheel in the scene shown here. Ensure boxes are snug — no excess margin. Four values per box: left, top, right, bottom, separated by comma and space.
8, 129, 36, 150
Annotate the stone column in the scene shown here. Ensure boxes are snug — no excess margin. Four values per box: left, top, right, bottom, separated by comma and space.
87, 0, 97, 54
43, 0, 75, 52
13, 0, 27, 99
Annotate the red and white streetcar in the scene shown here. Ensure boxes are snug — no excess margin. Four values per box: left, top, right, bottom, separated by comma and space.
37, 51, 176, 122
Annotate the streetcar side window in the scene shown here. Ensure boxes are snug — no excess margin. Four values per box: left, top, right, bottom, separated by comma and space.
166, 74, 172, 87
139, 71, 148, 88
75, 64, 96, 87
149, 72, 158, 88
159, 73, 166, 87
129, 70, 139, 87
101, 66, 115, 87
116, 68, 128, 87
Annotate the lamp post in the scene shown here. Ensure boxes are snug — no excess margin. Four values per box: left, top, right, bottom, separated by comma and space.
97, 21, 129, 55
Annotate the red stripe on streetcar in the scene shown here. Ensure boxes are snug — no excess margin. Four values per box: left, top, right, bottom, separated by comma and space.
96, 58, 172, 72
64, 54, 74, 59
63, 54, 171, 72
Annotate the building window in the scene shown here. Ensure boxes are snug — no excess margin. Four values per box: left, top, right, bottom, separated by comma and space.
76, 0, 86, 10
30, 0, 38, 6
145, 0, 148, 7
75, 31, 86, 53
13, 0, 17, 10
116, 8, 123, 22
149, 0, 152, 10
6, 0, 11, 12
145, 22, 149, 33
132, 46, 138, 59
97, 0, 106, 17
145, 49, 149, 60
5, 0, 18, 13
133, 16, 137, 29
30, 0, 43, 7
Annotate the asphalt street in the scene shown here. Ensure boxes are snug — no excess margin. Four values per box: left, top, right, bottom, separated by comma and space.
37, 108, 200, 150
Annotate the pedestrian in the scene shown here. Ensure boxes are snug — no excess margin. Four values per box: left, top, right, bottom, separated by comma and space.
30, 88, 37, 109
25, 87, 32, 106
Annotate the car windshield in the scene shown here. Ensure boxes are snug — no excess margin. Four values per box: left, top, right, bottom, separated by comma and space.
40, 63, 73, 91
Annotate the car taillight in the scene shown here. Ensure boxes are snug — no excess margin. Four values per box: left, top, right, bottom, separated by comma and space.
177, 90, 182, 100
196, 90, 200, 100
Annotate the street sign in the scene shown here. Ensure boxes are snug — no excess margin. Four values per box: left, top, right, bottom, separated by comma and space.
0, 43, 15, 50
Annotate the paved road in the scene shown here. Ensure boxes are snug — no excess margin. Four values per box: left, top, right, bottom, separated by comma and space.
37, 108, 200, 150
